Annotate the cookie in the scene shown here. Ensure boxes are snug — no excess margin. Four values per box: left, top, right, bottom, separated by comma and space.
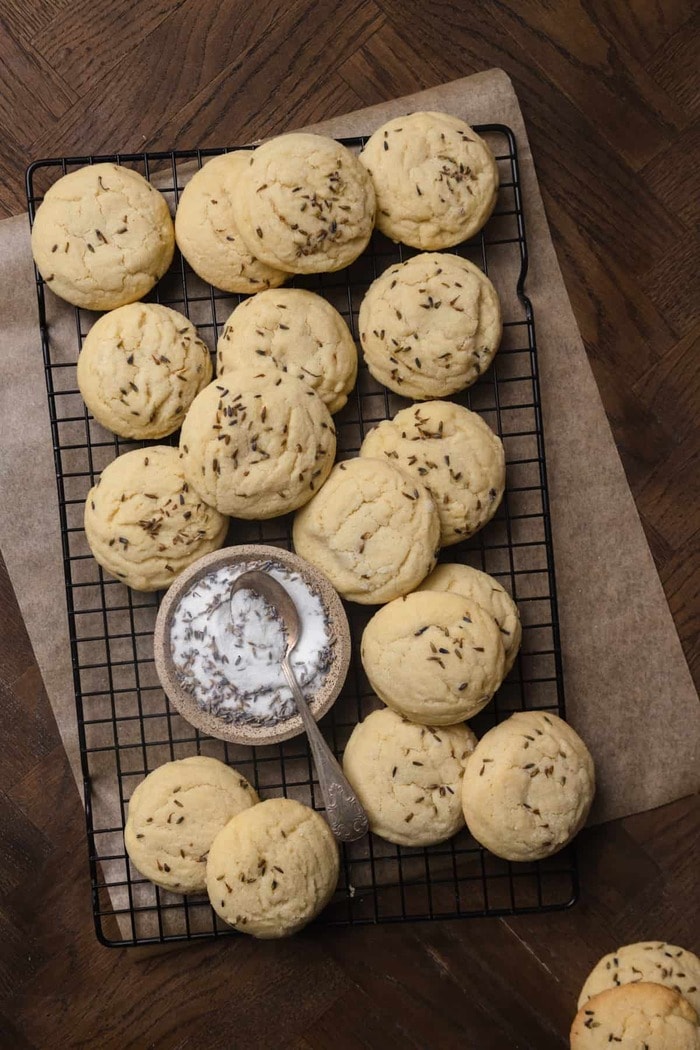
124, 756, 258, 894
84, 446, 228, 591
77, 303, 212, 439
342, 707, 477, 846
174, 152, 286, 293
570, 983, 700, 1050
360, 590, 505, 724
217, 288, 357, 414
578, 943, 700, 1015
206, 797, 339, 938
359, 111, 499, 249
461, 710, 595, 861
360, 401, 505, 546
179, 368, 336, 519
418, 563, 521, 674
31, 163, 174, 311
358, 253, 501, 399
292, 457, 440, 605
234, 133, 375, 274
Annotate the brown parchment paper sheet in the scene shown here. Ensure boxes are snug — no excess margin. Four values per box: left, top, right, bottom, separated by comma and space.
0, 71, 698, 937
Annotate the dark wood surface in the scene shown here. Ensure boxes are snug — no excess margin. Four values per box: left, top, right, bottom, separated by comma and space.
0, 2, 698, 1047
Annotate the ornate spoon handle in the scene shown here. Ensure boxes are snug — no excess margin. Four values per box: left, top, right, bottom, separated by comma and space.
281, 659, 369, 842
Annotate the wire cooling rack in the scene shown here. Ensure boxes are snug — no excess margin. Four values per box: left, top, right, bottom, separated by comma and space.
26, 126, 576, 947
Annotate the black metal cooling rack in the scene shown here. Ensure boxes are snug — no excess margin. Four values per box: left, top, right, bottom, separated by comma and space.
27, 126, 577, 947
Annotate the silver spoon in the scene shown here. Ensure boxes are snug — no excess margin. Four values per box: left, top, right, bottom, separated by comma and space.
229, 569, 369, 842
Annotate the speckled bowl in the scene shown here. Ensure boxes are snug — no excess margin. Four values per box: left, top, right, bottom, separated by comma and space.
154, 544, 352, 746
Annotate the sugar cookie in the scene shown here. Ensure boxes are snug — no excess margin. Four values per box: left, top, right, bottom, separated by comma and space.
124, 756, 257, 893
217, 288, 357, 413
361, 401, 505, 545
84, 445, 228, 591
361, 590, 505, 723
293, 457, 440, 604
179, 368, 336, 519
360, 111, 498, 249
235, 133, 375, 273
77, 303, 211, 439
206, 797, 339, 938
342, 707, 477, 846
174, 152, 286, 293
31, 163, 174, 310
418, 563, 521, 673
462, 710, 595, 861
359, 253, 501, 398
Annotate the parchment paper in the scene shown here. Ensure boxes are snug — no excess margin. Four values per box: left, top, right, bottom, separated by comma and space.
0, 72, 697, 911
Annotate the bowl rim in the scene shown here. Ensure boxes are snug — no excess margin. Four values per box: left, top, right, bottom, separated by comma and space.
153, 543, 352, 746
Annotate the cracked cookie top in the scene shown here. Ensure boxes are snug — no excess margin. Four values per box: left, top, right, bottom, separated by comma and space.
462, 710, 595, 861
124, 756, 257, 894
179, 366, 336, 520
359, 111, 499, 249
77, 303, 212, 439
358, 253, 502, 399
31, 163, 174, 310
217, 288, 357, 414
570, 982, 700, 1050
206, 797, 339, 939
292, 457, 440, 604
360, 401, 505, 546
578, 942, 700, 1016
234, 133, 375, 274
174, 152, 286, 294
361, 589, 505, 723
342, 706, 477, 846
84, 445, 228, 591
418, 563, 521, 674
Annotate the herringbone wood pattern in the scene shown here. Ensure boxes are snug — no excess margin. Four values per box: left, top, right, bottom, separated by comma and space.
0, 2, 698, 1047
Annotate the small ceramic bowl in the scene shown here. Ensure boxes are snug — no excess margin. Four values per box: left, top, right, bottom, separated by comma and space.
153, 544, 351, 746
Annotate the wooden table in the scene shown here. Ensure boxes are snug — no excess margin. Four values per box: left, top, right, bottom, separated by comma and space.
0, 3, 697, 1047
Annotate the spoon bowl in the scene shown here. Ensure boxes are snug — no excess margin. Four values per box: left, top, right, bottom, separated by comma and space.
229, 570, 303, 654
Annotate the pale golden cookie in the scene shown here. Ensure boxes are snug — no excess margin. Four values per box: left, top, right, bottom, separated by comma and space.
361, 590, 505, 724
461, 711, 595, 861
179, 368, 336, 519
578, 943, 700, 1015
418, 563, 521, 674
359, 253, 501, 398
124, 756, 257, 894
235, 133, 375, 274
84, 446, 228, 591
31, 163, 174, 310
293, 457, 440, 605
342, 707, 477, 846
570, 983, 700, 1050
360, 111, 499, 249
174, 152, 286, 293
206, 797, 339, 938
360, 401, 505, 546
217, 288, 357, 414
77, 303, 212, 439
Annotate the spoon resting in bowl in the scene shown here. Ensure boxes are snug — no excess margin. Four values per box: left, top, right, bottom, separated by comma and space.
230, 569, 369, 843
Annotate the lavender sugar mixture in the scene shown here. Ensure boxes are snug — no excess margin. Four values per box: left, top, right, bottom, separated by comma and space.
169, 560, 334, 726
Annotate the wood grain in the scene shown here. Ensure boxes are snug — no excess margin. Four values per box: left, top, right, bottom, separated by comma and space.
0, 1, 697, 1047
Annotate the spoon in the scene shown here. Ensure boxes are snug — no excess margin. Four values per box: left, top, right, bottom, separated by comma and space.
229, 569, 369, 842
